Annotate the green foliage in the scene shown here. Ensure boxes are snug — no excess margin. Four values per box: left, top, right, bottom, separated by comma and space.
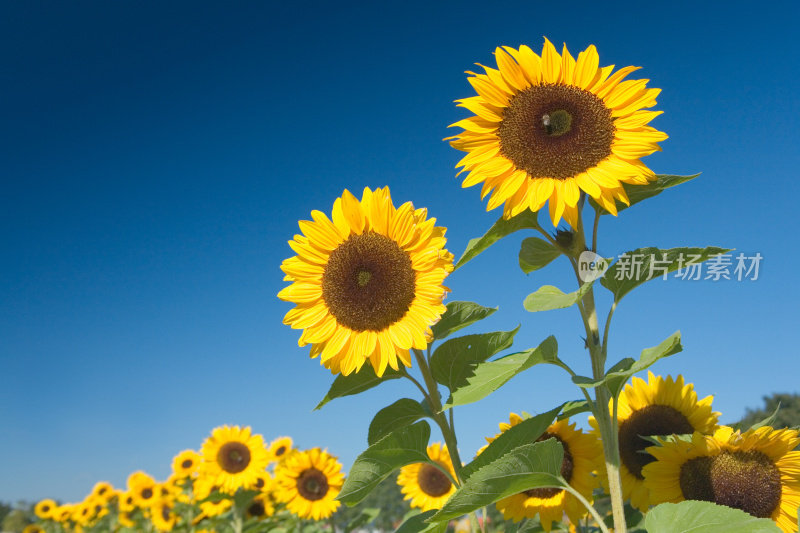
591, 174, 701, 215
333, 472, 408, 531
644, 501, 781, 532
1, 508, 31, 533
455, 210, 541, 269
430, 327, 520, 391
315, 366, 402, 410
431, 439, 565, 522
431, 301, 498, 341
738, 393, 800, 430
523, 282, 593, 313
394, 509, 447, 533
338, 421, 432, 505
368, 399, 431, 445
518, 237, 561, 274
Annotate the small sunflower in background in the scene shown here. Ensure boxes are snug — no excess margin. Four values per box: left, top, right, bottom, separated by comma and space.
246, 493, 276, 519
172, 449, 201, 478
90, 481, 114, 502
269, 436, 294, 462
643, 426, 800, 532
150, 497, 178, 532
483, 414, 601, 530
448, 38, 666, 227
34, 498, 56, 520
192, 476, 233, 519
200, 425, 270, 494
397, 442, 457, 511
127, 471, 159, 508
279, 187, 454, 377
53, 504, 73, 524
22, 525, 44, 533
274, 447, 344, 520
590, 372, 719, 511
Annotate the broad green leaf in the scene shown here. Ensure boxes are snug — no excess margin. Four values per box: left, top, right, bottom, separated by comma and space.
343, 507, 380, 533
431, 301, 497, 340
591, 174, 701, 215
315, 366, 402, 410
337, 421, 431, 505
644, 501, 781, 532
519, 237, 561, 274
394, 510, 447, 533
523, 282, 593, 313
367, 399, 430, 445
460, 404, 563, 480
572, 331, 682, 398
232, 489, 259, 513
430, 327, 520, 390
444, 336, 560, 409
456, 210, 541, 269
557, 399, 593, 420
600, 246, 731, 302
431, 439, 566, 522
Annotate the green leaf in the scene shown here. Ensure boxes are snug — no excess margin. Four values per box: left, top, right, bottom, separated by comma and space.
456, 210, 541, 269
460, 405, 563, 480
430, 327, 520, 390
394, 510, 447, 533
315, 366, 402, 410
233, 489, 259, 513
644, 501, 781, 532
557, 399, 592, 420
519, 237, 561, 274
572, 331, 682, 398
733, 402, 782, 433
600, 246, 731, 302
523, 282, 593, 313
343, 507, 380, 533
591, 174, 701, 215
367, 399, 430, 446
444, 336, 560, 409
431, 301, 498, 340
337, 421, 431, 505
431, 439, 566, 522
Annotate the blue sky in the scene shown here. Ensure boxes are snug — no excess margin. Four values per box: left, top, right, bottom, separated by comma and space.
2, 1, 799, 503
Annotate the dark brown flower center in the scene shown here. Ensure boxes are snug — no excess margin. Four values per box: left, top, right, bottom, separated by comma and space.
679, 450, 781, 518
619, 405, 694, 479
255, 477, 265, 489
276, 446, 286, 456
181, 459, 193, 469
497, 84, 615, 180
417, 463, 452, 497
161, 505, 171, 521
41, 505, 50, 512
141, 488, 153, 500
297, 468, 329, 501
217, 441, 252, 474
524, 432, 574, 499
248, 500, 266, 517
322, 232, 416, 332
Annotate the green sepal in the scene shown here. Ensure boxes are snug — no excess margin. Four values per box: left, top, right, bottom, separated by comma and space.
337, 421, 431, 505
431, 301, 497, 341
430, 327, 520, 390
644, 501, 781, 532
315, 366, 402, 410
456, 211, 541, 269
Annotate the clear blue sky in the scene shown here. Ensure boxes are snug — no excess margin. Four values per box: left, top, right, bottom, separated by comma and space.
2, 1, 799, 503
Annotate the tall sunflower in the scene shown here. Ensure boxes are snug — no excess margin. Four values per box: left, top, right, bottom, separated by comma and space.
279, 187, 454, 376
643, 426, 800, 533
200, 425, 270, 494
447, 38, 667, 227
274, 447, 344, 520
397, 442, 457, 512
482, 414, 601, 530
589, 372, 719, 511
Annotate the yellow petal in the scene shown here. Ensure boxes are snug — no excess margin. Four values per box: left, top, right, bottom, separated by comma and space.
574, 45, 600, 89
467, 75, 509, 107
560, 43, 576, 84
494, 47, 529, 92
541, 37, 561, 83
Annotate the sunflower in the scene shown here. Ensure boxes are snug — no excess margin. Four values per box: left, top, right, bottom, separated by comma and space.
52, 504, 74, 523
274, 447, 344, 520
200, 425, 271, 494
246, 493, 276, 519
150, 498, 178, 532
481, 414, 601, 530
34, 499, 56, 519
192, 476, 233, 519
269, 436, 294, 461
127, 471, 159, 508
279, 187, 454, 377
643, 426, 800, 532
397, 442, 457, 512
172, 449, 201, 478
22, 525, 44, 533
90, 481, 114, 501
447, 38, 667, 227
589, 372, 719, 511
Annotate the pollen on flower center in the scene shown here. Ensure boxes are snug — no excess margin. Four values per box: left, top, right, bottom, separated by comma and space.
322, 231, 416, 332
542, 109, 572, 136
417, 464, 452, 497
679, 451, 782, 518
619, 404, 694, 479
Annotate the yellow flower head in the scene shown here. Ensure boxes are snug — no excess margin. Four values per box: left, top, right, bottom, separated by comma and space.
172, 449, 201, 478
397, 442, 457, 512
199, 425, 271, 494
448, 38, 667, 227
34, 499, 57, 519
274, 447, 345, 520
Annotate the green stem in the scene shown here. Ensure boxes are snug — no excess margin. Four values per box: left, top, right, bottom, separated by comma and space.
563, 484, 610, 533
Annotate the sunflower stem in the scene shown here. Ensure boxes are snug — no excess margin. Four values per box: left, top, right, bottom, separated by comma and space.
563, 483, 610, 533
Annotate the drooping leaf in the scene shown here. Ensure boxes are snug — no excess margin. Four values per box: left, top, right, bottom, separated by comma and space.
315, 366, 402, 410
337, 421, 431, 505
367, 399, 430, 446
600, 246, 731, 302
343, 507, 381, 533
430, 327, 519, 390
431, 301, 497, 341
519, 237, 561, 274
644, 501, 781, 532
591, 174, 701, 215
460, 404, 563, 480
430, 439, 566, 522
444, 336, 562, 409
456, 211, 541, 269
523, 282, 593, 313
394, 510, 447, 533
572, 331, 682, 398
